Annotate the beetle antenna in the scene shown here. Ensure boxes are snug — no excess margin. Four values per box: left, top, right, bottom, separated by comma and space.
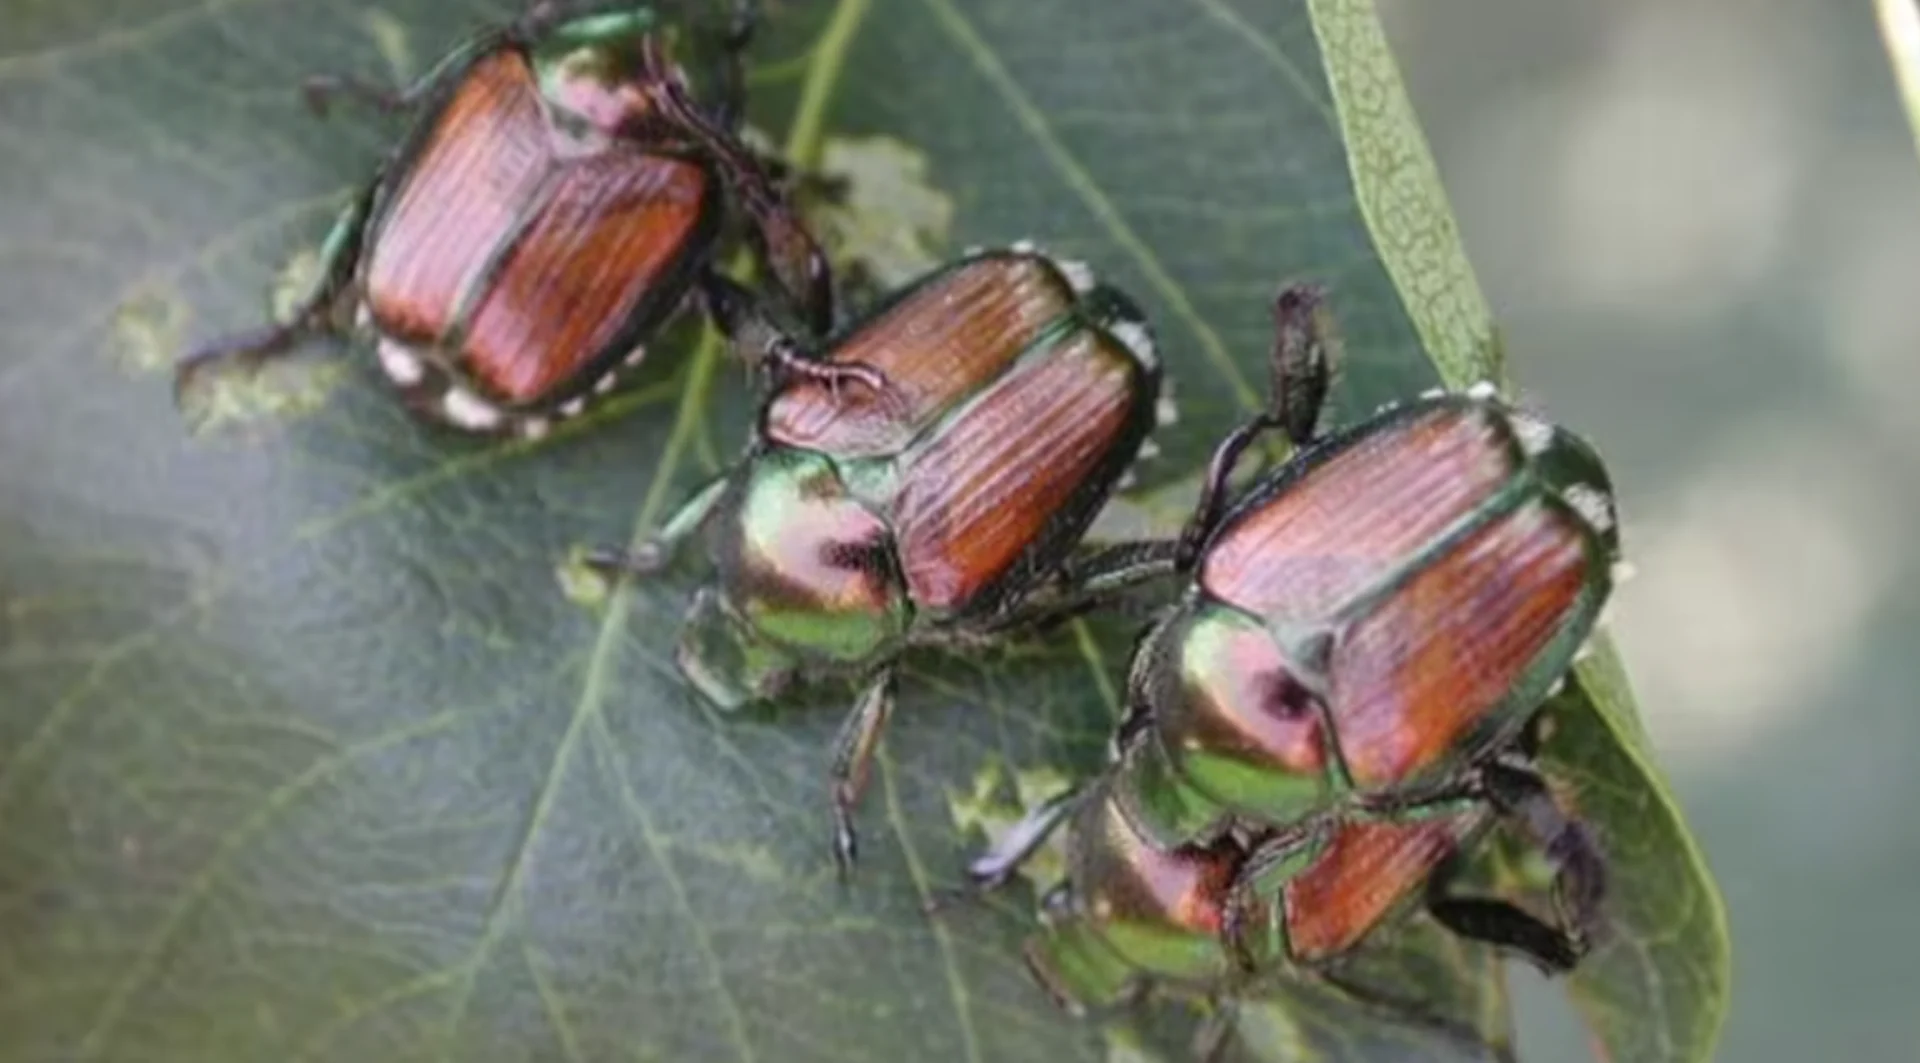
1269, 282, 1336, 448
699, 268, 892, 405
634, 35, 836, 335
1172, 282, 1339, 570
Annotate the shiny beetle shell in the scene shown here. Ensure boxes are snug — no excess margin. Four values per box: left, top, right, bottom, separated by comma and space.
357, 46, 718, 429
176, 6, 832, 437
763, 249, 1158, 616
615, 244, 1167, 872
1278, 813, 1478, 962
705, 248, 1162, 672
1024, 774, 1492, 1012
1132, 394, 1618, 828
1024, 775, 1250, 1013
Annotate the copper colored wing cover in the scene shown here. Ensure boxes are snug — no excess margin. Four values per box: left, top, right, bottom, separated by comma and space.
1330, 500, 1590, 787
1282, 814, 1474, 963
461, 150, 709, 403
890, 330, 1142, 612
365, 51, 551, 351
1198, 405, 1516, 621
365, 49, 713, 405
763, 254, 1079, 457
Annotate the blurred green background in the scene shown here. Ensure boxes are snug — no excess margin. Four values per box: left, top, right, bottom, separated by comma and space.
1382, 0, 1918, 1058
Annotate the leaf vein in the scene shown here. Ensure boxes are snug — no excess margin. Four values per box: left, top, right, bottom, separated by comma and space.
591, 718, 761, 1063
524, 941, 591, 1063
918, 0, 1260, 414
878, 749, 984, 1063
1186, 0, 1339, 129
0, 0, 279, 81
74, 709, 468, 1061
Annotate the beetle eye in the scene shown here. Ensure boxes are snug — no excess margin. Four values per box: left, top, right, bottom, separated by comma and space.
1264, 673, 1319, 721
821, 538, 890, 575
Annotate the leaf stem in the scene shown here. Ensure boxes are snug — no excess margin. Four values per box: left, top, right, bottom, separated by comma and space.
1305, 0, 1501, 387
631, 330, 724, 533
784, 0, 872, 166
632, 0, 871, 534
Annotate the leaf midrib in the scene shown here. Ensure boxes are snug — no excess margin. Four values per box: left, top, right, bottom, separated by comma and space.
484, 5, 882, 1063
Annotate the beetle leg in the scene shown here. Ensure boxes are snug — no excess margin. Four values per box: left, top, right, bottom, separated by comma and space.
1268, 283, 1337, 448
1174, 283, 1340, 570
1476, 758, 1609, 957
1353, 772, 1493, 817
708, 0, 760, 130
300, 74, 423, 116
1424, 875, 1584, 975
698, 268, 889, 401
1113, 628, 1170, 752
924, 784, 1081, 914
581, 476, 728, 578
639, 35, 835, 333
970, 540, 1182, 639
964, 786, 1081, 891
1054, 540, 1184, 601
697, 266, 766, 343
723, 0, 760, 51
761, 337, 891, 400
173, 188, 373, 404
1175, 418, 1271, 569
1219, 818, 1328, 971
828, 669, 897, 878
1417, 765, 1604, 975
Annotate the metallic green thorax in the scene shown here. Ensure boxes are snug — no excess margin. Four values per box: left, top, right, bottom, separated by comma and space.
537, 9, 658, 56
1031, 777, 1251, 1011
717, 450, 911, 657
675, 249, 1158, 708
1121, 394, 1620, 843
1117, 604, 1333, 849
527, 8, 677, 133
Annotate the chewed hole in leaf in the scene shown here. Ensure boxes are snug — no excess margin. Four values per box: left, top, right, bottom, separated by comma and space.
109, 284, 189, 375
555, 549, 617, 608
945, 760, 1075, 891
804, 135, 956, 295
0, 1, 1723, 1061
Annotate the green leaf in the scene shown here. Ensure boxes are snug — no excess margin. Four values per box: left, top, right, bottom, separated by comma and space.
0, 1, 1724, 1062
1308, 3, 1731, 1059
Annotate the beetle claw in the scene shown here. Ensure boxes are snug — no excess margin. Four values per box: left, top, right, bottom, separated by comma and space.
826, 360, 892, 402
172, 349, 227, 404
771, 351, 901, 415
831, 814, 859, 883
172, 316, 316, 407
300, 74, 411, 117
581, 541, 668, 578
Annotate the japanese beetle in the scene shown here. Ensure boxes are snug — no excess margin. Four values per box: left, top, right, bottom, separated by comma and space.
588, 245, 1177, 871
176, 0, 867, 436
964, 722, 1604, 1059
1114, 285, 1622, 848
